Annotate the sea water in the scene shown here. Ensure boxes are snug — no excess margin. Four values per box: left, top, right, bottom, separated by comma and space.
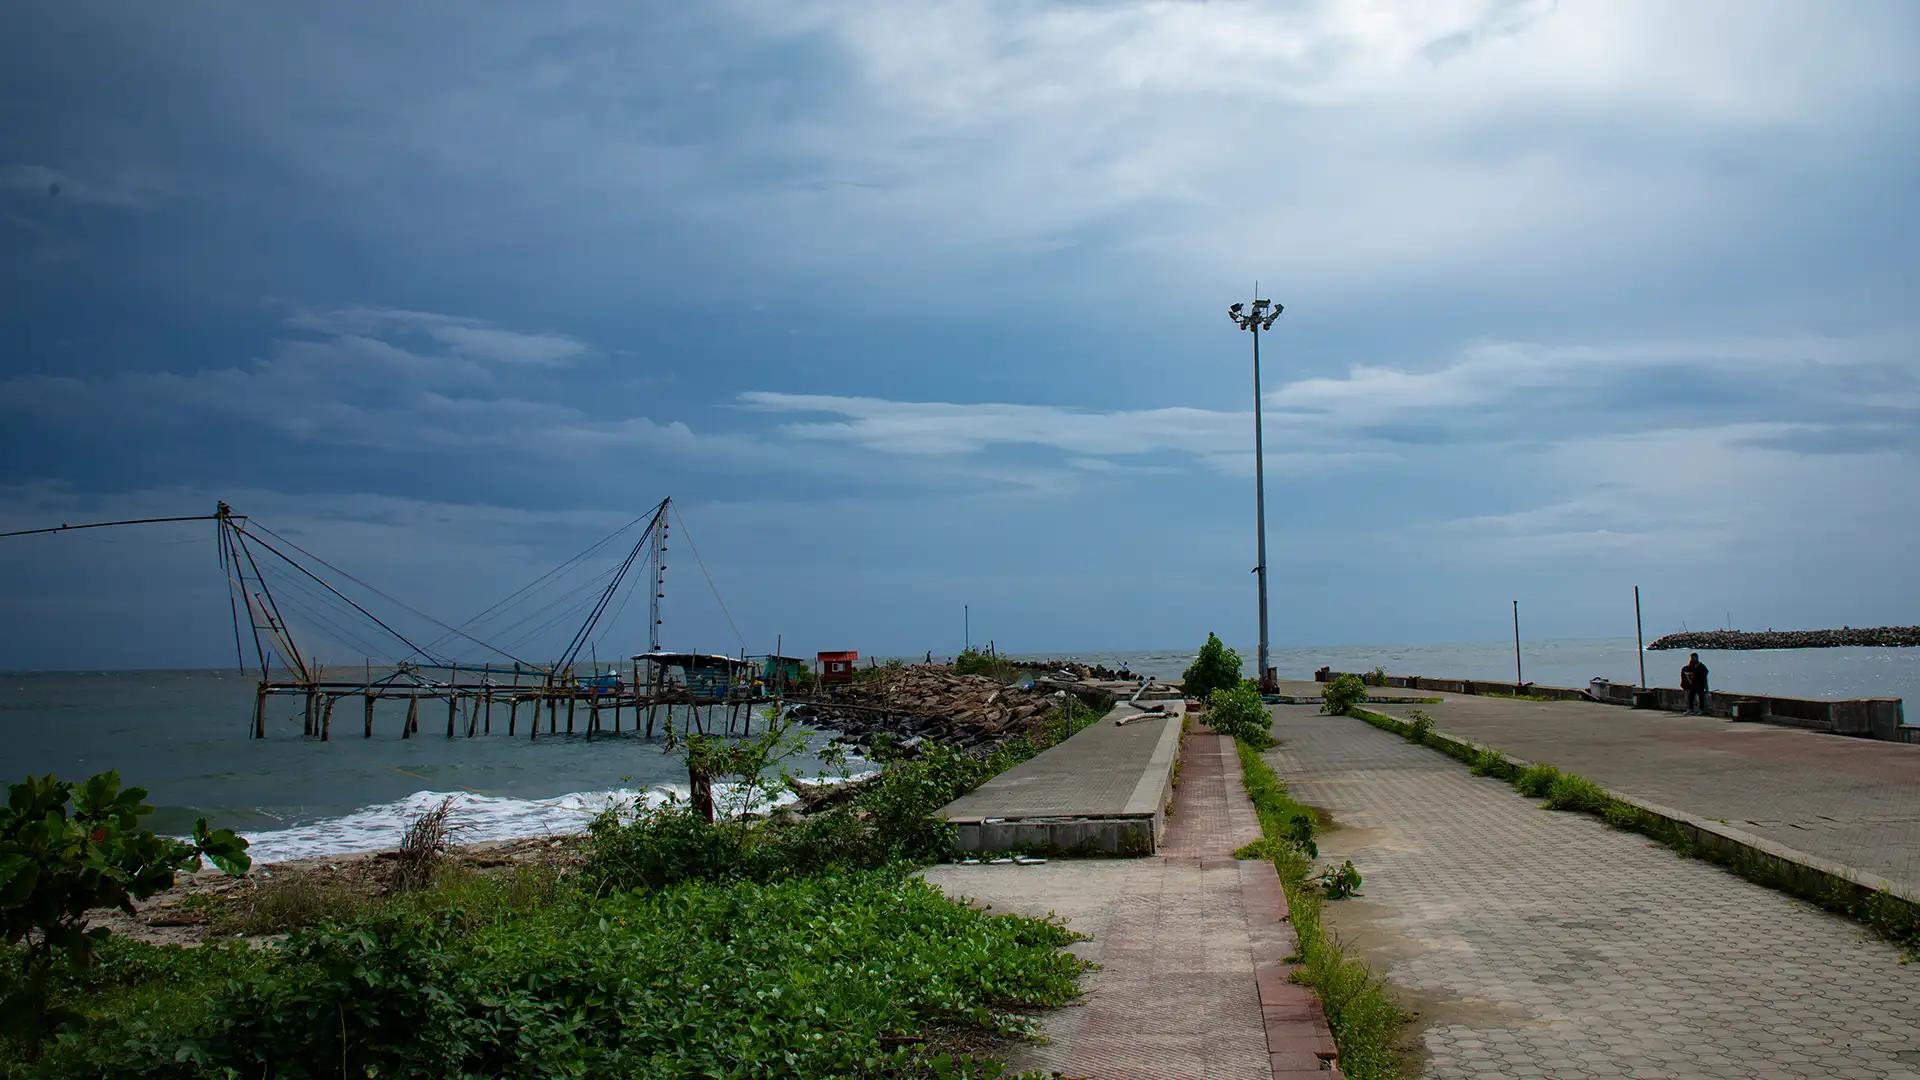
0, 668, 855, 863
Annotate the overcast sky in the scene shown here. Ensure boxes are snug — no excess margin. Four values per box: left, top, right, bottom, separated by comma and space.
3, 1, 1917, 670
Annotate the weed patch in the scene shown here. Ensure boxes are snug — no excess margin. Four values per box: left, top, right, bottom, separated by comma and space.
1544, 773, 1610, 813
1235, 742, 1407, 1080
1512, 763, 1561, 798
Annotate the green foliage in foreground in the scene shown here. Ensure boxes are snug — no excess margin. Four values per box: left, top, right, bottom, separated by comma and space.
1181, 632, 1243, 701
1206, 681, 1274, 749
9, 869, 1085, 1079
1234, 741, 1407, 1080
1319, 674, 1368, 716
1, 771, 250, 1044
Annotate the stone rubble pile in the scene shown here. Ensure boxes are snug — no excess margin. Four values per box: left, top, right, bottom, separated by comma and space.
1648, 626, 1920, 651
789, 665, 1083, 753
1011, 658, 1135, 681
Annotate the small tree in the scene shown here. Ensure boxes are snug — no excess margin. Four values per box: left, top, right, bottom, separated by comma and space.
1206, 680, 1274, 749
1181, 633, 1243, 701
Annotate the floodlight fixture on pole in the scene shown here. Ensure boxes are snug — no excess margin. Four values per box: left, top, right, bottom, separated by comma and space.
1228, 294, 1283, 691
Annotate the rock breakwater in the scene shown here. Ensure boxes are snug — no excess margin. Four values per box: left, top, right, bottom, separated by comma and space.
1647, 626, 1920, 650
790, 666, 1103, 755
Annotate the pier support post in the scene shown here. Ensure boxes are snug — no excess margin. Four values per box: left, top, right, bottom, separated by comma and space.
509, 697, 518, 736
253, 683, 267, 739
484, 692, 492, 735
567, 695, 576, 734
646, 703, 657, 739
364, 694, 375, 738
303, 688, 317, 737
320, 695, 335, 742
447, 696, 456, 738
549, 697, 557, 734
404, 696, 418, 739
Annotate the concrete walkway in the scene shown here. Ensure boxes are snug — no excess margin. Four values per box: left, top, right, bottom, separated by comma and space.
923, 730, 1340, 1079
1331, 683, 1920, 895
1268, 704, 1920, 1080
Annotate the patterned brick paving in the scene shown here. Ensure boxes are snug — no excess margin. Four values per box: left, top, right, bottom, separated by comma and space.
1270, 705, 1920, 1080
922, 729, 1340, 1078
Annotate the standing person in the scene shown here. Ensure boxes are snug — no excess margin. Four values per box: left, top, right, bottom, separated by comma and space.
1681, 653, 1710, 715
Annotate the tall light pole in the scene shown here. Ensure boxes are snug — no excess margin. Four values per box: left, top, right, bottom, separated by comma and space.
1229, 296, 1282, 692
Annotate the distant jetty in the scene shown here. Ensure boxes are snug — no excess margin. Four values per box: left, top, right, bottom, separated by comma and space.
1647, 626, 1920, 650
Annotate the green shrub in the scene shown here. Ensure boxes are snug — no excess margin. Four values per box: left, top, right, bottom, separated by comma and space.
1206, 681, 1273, 748
1469, 748, 1510, 778
1513, 763, 1561, 798
1544, 773, 1609, 813
952, 648, 1018, 684
1181, 633, 1243, 701
1404, 709, 1435, 745
1361, 666, 1388, 687
1319, 674, 1367, 716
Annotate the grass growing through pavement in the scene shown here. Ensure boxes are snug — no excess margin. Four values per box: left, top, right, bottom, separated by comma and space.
1234, 740, 1408, 1080
1349, 706, 1920, 956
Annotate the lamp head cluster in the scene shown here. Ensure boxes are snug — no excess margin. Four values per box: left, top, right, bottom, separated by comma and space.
1228, 298, 1282, 331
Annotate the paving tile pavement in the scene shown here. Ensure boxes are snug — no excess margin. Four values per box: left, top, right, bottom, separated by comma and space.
1267, 704, 1920, 1080
1303, 682, 1920, 894
922, 730, 1327, 1079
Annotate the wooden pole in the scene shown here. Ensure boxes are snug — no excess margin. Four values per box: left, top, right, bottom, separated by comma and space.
484, 664, 493, 734
404, 696, 418, 739
548, 695, 557, 734
253, 682, 267, 739
1634, 585, 1646, 688
509, 696, 519, 736
567, 693, 576, 734
364, 693, 375, 738
320, 695, 335, 742
446, 695, 456, 738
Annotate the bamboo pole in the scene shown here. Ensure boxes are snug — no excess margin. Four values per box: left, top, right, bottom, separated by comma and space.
567, 693, 576, 734
320, 695, 335, 742
253, 682, 268, 739
364, 693, 375, 738
509, 696, 518, 736
404, 696, 418, 739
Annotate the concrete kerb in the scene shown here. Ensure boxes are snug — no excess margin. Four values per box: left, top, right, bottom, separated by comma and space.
1347, 706, 1920, 945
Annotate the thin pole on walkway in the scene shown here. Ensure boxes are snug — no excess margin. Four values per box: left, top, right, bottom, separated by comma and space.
1634, 585, 1646, 688
1512, 600, 1523, 686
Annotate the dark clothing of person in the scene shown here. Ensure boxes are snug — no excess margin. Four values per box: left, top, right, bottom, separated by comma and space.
1682, 659, 1710, 714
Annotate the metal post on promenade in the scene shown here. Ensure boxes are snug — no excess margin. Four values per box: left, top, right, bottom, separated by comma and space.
1229, 293, 1282, 692
1634, 585, 1646, 688
1512, 600, 1523, 686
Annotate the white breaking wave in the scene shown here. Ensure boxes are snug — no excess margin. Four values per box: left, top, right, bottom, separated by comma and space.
240, 771, 876, 865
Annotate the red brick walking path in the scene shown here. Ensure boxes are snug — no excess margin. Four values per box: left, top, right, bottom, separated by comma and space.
923, 728, 1342, 1078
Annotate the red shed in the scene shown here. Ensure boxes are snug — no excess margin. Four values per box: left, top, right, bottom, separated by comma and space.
817, 650, 859, 684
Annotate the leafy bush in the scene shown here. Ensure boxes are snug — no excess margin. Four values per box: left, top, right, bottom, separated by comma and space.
1318, 859, 1363, 900
1, 771, 249, 1042
1207, 681, 1273, 748
23, 871, 1087, 1080
1181, 633, 1243, 701
1513, 763, 1561, 798
1319, 674, 1367, 716
1404, 710, 1435, 745
1285, 813, 1319, 860
1361, 666, 1388, 687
